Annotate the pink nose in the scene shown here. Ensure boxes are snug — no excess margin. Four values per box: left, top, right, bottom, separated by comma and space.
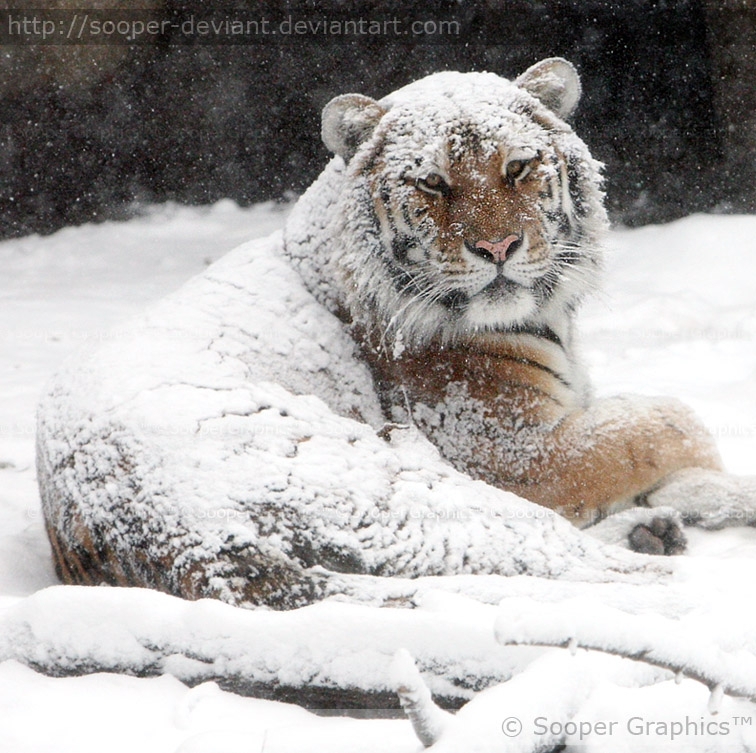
475, 235, 520, 263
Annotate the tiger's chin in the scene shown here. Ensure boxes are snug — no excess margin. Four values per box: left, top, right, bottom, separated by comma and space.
461, 289, 539, 334
382, 286, 542, 350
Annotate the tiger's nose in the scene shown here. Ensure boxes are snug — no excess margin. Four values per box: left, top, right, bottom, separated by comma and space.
472, 235, 520, 264
472, 234, 521, 264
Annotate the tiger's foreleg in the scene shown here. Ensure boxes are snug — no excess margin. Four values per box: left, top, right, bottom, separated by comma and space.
502, 395, 726, 552
645, 467, 756, 529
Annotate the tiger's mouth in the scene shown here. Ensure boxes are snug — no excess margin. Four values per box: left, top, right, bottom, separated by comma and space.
439, 274, 521, 313
480, 273, 520, 297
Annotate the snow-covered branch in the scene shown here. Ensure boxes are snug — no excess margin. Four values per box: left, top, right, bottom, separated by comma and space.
391, 650, 452, 747
494, 597, 756, 711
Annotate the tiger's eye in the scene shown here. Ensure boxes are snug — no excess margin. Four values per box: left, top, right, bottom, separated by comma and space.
506, 160, 529, 180
416, 173, 450, 196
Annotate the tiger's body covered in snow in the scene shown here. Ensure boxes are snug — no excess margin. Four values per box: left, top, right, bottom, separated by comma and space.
39, 60, 756, 610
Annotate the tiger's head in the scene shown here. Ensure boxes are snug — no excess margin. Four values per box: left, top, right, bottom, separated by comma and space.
314, 59, 608, 351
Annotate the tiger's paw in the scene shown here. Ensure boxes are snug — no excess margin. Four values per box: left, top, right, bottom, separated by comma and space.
584, 505, 686, 556
628, 516, 687, 556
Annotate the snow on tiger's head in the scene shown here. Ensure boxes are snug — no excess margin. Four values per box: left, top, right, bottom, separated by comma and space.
289, 59, 608, 350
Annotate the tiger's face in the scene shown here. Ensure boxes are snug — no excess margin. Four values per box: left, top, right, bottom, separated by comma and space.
376, 131, 585, 331
322, 61, 607, 349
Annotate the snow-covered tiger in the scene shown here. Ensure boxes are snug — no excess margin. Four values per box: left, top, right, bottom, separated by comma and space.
37, 58, 756, 608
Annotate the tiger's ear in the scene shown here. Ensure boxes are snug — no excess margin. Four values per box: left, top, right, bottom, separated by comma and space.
322, 94, 387, 162
515, 58, 582, 120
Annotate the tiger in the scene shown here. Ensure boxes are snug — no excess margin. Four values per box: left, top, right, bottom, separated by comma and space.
283, 57, 743, 554
36, 60, 756, 614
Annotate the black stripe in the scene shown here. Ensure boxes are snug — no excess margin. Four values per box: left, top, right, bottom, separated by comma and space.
490, 352, 572, 391
378, 182, 392, 211
532, 273, 558, 303
364, 183, 418, 296
400, 203, 415, 230
566, 154, 589, 219
440, 289, 469, 311
503, 323, 563, 349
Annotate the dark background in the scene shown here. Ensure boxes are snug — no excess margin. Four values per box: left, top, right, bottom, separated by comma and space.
2, 0, 755, 240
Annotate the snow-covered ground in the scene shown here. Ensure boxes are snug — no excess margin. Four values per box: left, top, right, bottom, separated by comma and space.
1, 203, 755, 751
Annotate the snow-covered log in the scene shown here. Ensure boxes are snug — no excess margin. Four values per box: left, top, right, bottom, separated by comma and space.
1, 584, 509, 708
6, 557, 756, 717
0, 582, 588, 709
0, 576, 691, 709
